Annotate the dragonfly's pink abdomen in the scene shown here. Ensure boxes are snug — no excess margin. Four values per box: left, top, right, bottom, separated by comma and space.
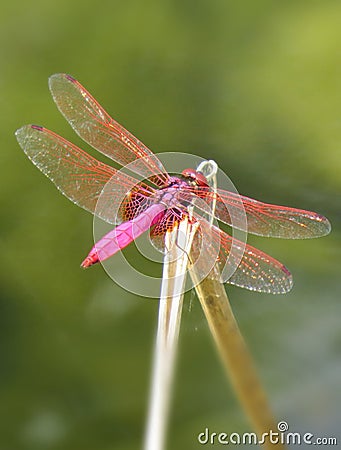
81, 203, 166, 268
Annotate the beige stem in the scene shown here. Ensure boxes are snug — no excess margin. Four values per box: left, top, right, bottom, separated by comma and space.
190, 260, 285, 450
144, 218, 199, 450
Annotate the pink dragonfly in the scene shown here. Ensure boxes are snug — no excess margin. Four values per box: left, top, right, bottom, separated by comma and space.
16, 74, 331, 294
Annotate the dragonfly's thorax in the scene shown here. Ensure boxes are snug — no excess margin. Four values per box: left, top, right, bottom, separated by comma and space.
167, 175, 190, 188
156, 186, 183, 209
155, 176, 193, 207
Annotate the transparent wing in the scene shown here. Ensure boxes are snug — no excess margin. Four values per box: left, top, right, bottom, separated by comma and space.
197, 219, 293, 294
15, 125, 156, 224
180, 187, 331, 239
49, 73, 170, 187
149, 206, 293, 294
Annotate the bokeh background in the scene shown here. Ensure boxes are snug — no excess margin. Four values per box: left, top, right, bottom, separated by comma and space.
1, 1, 340, 449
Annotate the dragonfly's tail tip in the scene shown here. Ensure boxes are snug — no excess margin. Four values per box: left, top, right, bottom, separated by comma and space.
81, 256, 94, 269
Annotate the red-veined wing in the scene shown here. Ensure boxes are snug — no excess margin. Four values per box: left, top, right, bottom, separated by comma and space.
15, 125, 156, 224
48, 74, 170, 187
150, 209, 293, 293
198, 219, 293, 294
188, 187, 331, 239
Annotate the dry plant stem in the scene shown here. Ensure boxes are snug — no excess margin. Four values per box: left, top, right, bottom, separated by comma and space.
190, 261, 286, 450
144, 218, 198, 450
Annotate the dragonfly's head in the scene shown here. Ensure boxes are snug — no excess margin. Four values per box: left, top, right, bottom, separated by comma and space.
182, 168, 209, 187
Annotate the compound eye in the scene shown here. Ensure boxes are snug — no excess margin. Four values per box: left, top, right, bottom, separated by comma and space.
195, 172, 209, 187
182, 168, 196, 179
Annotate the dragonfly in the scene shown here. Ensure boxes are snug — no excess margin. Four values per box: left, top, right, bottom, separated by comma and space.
15, 74, 331, 294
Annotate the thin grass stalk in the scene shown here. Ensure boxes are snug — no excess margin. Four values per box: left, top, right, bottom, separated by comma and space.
144, 218, 198, 450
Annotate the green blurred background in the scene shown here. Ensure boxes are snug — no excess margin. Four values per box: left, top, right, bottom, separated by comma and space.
1, 1, 340, 449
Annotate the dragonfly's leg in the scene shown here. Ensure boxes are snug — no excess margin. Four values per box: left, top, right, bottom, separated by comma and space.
173, 223, 199, 267
173, 238, 192, 264
162, 229, 190, 263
